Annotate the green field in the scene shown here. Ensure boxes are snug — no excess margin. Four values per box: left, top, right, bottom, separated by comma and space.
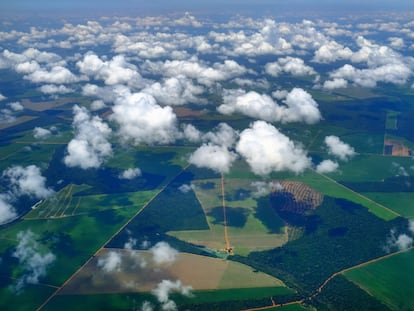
386, 110, 400, 130
362, 192, 414, 217
170, 178, 288, 255
292, 170, 398, 221
344, 249, 414, 310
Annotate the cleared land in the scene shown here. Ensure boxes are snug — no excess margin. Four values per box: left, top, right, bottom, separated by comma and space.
361, 192, 414, 217
170, 178, 288, 255
344, 248, 414, 310
60, 249, 286, 294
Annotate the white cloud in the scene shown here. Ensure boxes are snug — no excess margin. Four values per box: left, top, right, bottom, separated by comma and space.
38, 84, 73, 94
150, 242, 178, 265
97, 251, 122, 273
0, 108, 16, 123
12, 230, 56, 291
0, 194, 17, 225
124, 237, 137, 250
316, 159, 339, 174
182, 124, 202, 143
90, 100, 106, 111
219, 88, 321, 124
265, 57, 316, 77
202, 123, 239, 148
143, 58, 247, 86
395, 234, 413, 250
33, 127, 52, 139
152, 279, 192, 311
3, 165, 54, 199
312, 40, 353, 63
323, 78, 348, 90
25, 65, 79, 84
8, 102, 23, 111
110, 90, 179, 145
0, 93, 6, 101
189, 143, 237, 174
385, 229, 413, 252
251, 181, 282, 197
64, 105, 112, 169
142, 75, 204, 106
119, 168, 142, 180
409, 219, 414, 234
236, 121, 311, 175
178, 184, 193, 193
324, 136, 356, 161
77, 53, 145, 87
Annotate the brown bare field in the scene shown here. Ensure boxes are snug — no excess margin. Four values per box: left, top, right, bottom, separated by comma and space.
59, 249, 285, 295
21, 97, 81, 111
384, 139, 410, 156
173, 107, 204, 118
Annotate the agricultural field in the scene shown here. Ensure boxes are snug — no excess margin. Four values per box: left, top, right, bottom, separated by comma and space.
1, 4, 414, 311
344, 249, 414, 310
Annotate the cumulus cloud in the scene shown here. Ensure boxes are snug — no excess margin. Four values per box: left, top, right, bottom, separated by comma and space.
124, 237, 137, 250
64, 105, 112, 169
143, 58, 247, 86
38, 84, 73, 95
236, 121, 311, 175
316, 159, 339, 174
202, 123, 239, 148
90, 100, 106, 111
0, 194, 17, 225
142, 75, 204, 106
150, 242, 178, 265
33, 127, 52, 139
77, 53, 145, 87
110, 89, 179, 145
8, 102, 23, 111
251, 181, 282, 197
178, 184, 193, 193
189, 143, 237, 174
329, 63, 411, 88
265, 57, 317, 77
219, 88, 321, 124
313, 40, 353, 63
12, 230, 56, 291
182, 124, 202, 143
323, 78, 348, 90
324, 136, 356, 161
3, 165, 54, 199
0, 93, 6, 101
385, 229, 413, 252
119, 168, 142, 180
97, 251, 122, 273
25, 65, 79, 84
152, 279, 192, 311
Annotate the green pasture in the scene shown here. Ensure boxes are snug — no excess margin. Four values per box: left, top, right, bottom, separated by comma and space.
26, 184, 156, 219
170, 178, 287, 255
344, 249, 414, 310
326, 154, 414, 183
0, 192, 152, 287
292, 170, 398, 220
386, 110, 400, 130
361, 192, 414, 218
0, 284, 56, 311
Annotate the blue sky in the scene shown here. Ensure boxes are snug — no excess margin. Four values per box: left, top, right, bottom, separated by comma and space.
2, 0, 413, 14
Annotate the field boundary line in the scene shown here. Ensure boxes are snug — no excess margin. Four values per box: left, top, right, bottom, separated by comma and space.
36, 165, 190, 311
314, 170, 400, 218
240, 247, 414, 311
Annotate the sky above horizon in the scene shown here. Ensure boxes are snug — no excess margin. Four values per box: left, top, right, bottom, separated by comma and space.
1, 0, 413, 16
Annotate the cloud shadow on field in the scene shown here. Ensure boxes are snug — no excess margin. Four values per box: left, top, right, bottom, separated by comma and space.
208, 206, 248, 228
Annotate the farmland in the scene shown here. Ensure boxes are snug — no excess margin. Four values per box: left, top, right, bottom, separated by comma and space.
344, 249, 414, 310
